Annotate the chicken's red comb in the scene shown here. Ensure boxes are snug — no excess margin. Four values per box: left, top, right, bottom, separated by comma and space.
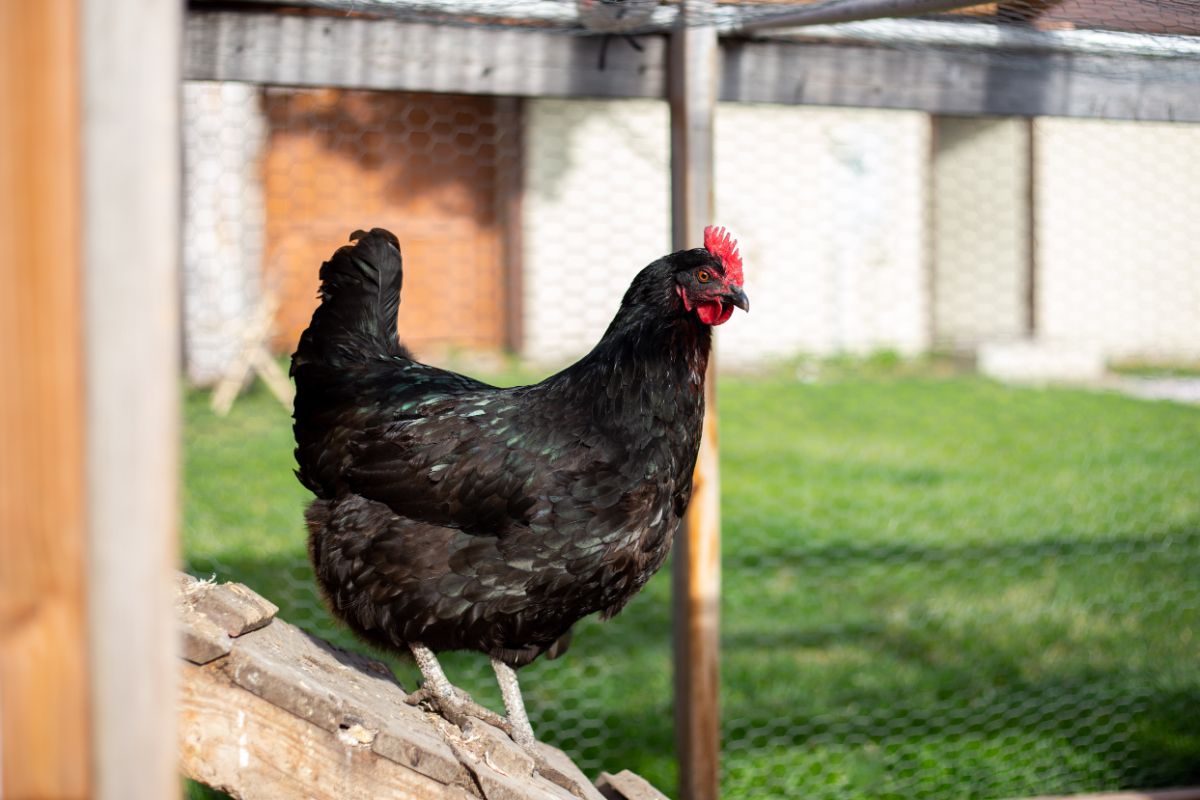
703, 225, 743, 285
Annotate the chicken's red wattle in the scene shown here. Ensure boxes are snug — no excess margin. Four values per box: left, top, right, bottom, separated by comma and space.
697, 300, 734, 326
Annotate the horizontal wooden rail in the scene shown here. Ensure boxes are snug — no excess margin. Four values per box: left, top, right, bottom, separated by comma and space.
185, 8, 1200, 122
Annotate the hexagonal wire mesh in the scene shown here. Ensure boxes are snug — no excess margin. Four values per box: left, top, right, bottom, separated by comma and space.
181, 3, 1200, 798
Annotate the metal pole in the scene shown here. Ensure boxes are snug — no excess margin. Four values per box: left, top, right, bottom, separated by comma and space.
670, 2, 721, 799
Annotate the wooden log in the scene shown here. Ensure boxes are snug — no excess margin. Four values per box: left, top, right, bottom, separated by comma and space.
597, 770, 672, 800
184, 11, 667, 101
177, 577, 620, 800
0, 2, 90, 796
184, 577, 280, 639
180, 660, 476, 800
669, 4, 722, 800
1020, 789, 1200, 800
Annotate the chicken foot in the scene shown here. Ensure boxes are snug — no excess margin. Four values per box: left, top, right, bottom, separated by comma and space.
408, 644, 587, 799
406, 642, 510, 731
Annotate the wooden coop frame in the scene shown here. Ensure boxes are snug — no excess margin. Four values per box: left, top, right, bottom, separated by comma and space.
4, 0, 1200, 799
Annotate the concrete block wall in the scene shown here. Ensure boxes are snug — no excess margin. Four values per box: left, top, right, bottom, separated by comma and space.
520, 98, 931, 367
1034, 117, 1200, 363
182, 81, 267, 385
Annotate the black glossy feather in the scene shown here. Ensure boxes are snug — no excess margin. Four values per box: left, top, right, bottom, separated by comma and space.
293, 229, 723, 667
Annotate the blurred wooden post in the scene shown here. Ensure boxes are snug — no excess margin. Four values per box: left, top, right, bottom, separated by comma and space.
0, 3, 91, 796
82, 1, 182, 798
670, 3, 721, 800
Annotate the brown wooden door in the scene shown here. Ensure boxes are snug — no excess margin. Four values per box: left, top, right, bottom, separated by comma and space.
263, 89, 519, 358
0, 3, 91, 796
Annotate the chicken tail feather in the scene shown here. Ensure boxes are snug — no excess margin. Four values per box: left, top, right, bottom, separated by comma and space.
291, 228, 410, 498
292, 227, 408, 370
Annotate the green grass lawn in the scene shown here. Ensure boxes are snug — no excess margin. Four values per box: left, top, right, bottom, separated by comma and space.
183, 370, 1200, 799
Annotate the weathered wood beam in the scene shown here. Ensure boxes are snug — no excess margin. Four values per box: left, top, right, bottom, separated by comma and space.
1020, 789, 1200, 800
184, 10, 666, 99
720, 38, 1200, 122
185, 9, 1200, 122
734, 0, 989, 32
670, 4, 721, 800
82, 1, 182, 797
181, 662, 474, 800
772, 18, 1200, 59
177, 575, 655, 800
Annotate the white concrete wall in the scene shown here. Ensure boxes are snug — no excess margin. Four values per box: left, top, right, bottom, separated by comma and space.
521, 98, 673, 364
714, 103, 930, 363
521, 99, 931, 366
1034, 117, 1200, 362
931, 117, 1032, 350
182, 81, 267, 384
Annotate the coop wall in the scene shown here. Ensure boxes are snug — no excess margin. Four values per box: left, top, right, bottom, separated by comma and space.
182, 82, 266, 385
931, 116, 1033, 351
1034, 116, 1200, 363
520, 98, 931, 367
181, 90, 1200, 380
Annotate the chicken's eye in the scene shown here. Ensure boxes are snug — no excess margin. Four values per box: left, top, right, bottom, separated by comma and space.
696, 270, 712, 283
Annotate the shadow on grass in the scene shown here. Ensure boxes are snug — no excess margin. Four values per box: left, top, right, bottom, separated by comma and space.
719, 527, 1200, 798
185, 525, 1200, 798
182, 377, 1200, 798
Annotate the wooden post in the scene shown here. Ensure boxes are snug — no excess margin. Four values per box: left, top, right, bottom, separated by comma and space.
82, 2, 182, 798
670, 4, 721, 800
0, 3, 91, 796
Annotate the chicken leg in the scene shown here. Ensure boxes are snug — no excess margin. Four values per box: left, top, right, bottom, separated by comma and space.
491, 656, 536, 747
409, 645, 587, 798
406, 642, 510, 731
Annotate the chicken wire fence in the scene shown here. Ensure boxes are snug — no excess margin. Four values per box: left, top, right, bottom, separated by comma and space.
182, 3, 1200, 798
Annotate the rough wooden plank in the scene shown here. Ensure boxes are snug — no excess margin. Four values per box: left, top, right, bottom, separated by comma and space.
185, 579, 279, 637
184, 10, 666, 99
435, 718, 588, 800
596, 770, 672, 800
720, 38, 1200, 123
180, 609, 235, 665
1020, 789, 1200, 800
533, 742, 609, 800
221, 614, 471, 787
82, 1, 182, 798
184, 8, 1200, 122
180, 660, 477, 800
175, 578, 657, 796
0, 3, 90, 796
669, 6, 722, 800
178, 576, 663, 799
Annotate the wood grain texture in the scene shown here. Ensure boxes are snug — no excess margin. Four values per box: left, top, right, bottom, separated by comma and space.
670, 5, 721, 800
0, 2, 91, 796
184, 11, 667, 100
180, 661, 475, 800
718, 38, 1200, 123
81, 1, 182, 797
176, 575, 624, 800
1020, 790, 1200, 800
184, 9, 1200, 122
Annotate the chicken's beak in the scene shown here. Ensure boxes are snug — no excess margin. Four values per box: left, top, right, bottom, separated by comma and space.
724, 285, 750, 313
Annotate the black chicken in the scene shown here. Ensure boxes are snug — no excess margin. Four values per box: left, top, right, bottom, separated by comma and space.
291, 226, 747, 750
